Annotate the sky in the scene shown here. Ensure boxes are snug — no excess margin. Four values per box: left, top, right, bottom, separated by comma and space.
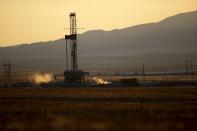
0, 0, 197, 46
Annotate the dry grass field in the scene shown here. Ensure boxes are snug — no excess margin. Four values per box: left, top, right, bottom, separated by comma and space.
0, 87, 197, 131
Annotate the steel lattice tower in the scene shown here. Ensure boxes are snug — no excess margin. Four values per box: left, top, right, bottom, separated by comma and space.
69, 13, 78, 71
64, 13, 88, 82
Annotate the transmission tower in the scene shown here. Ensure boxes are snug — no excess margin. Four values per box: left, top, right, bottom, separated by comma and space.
185, 58, 193, 77
3, 59, 11, 79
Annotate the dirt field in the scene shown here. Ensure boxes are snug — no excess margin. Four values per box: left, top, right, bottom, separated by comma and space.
0, 87, 197, 131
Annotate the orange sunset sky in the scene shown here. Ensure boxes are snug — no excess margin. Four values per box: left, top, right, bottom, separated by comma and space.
0, 0, 197, 46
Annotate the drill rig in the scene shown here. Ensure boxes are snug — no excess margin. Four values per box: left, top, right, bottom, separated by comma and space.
64, 13, 88, 83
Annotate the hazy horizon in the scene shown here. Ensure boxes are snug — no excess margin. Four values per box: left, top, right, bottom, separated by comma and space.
0, 0, 197, 46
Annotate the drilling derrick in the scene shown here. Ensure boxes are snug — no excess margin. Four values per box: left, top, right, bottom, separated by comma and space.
69, 13, 78, 71
64, 13, 88, 83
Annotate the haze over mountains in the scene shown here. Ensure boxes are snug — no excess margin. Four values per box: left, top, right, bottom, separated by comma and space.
0, 11, 197, 72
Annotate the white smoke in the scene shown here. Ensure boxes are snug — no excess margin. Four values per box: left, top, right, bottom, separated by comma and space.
33, 73, 53, 84
92, 77, 112, 85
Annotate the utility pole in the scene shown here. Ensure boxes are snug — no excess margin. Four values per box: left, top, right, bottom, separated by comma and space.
142, 63, 145, 82
3, 59, 12, 86
190, 60, 193, 78
190, 60, 193, 73
3, 59, 11, 78
185, 59, 189, 75
185, 58, 193, 77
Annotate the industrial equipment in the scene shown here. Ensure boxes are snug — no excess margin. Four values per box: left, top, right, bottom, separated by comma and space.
64, 13, 88, 82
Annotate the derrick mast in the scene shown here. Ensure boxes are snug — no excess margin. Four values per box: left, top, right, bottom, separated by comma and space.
69, 13, 78, 71
64, 13, 88, 82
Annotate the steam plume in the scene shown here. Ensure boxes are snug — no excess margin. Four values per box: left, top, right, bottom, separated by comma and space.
92, 77, 112, 85
33, 73, 53, 84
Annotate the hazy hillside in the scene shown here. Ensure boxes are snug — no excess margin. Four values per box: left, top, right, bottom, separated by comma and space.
0, 11, 197, 71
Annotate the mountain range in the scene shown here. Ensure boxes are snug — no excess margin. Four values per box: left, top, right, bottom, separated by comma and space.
0, 11, 197, 72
